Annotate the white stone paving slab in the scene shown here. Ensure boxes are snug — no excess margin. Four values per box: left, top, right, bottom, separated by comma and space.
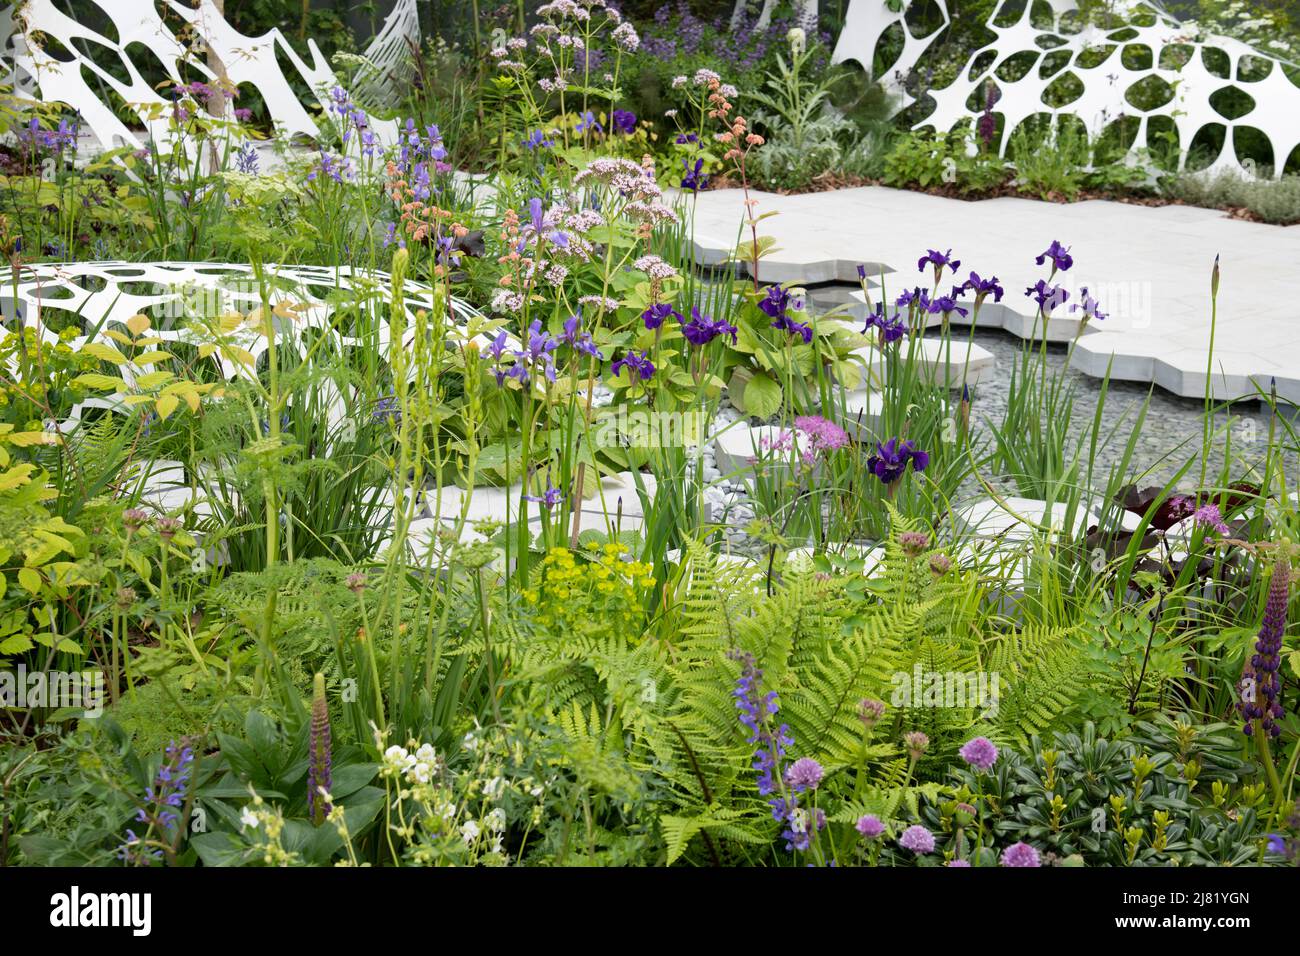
681, 185, 1300, 403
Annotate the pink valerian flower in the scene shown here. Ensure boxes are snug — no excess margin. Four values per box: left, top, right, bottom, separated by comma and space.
671, 75, 688, 89
899, 825, 935, 854
693, 68, 721, 86
1193, 503, 1230, 536
633, 255, 677, 281
612, 22, 640, 51
578, 294, 620, 313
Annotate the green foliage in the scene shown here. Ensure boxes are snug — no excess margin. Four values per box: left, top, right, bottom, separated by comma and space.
882, 129, 1009, 194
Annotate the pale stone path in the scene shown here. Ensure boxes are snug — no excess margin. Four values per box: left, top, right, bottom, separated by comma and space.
681, 185, 1300, 403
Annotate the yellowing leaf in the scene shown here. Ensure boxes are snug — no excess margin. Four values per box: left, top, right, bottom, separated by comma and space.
135, 369, 174, 390
127, 313, 151, 335
81, 342, 130, 365
7, 430, 59, 447
155, 392, 179, 419
17, 567, 42, 594
133, 350, 174, 366
73, 373, 128, 391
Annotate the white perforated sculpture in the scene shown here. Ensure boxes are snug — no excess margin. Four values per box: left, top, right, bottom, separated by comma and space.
833, 0, 1300, 176
4, 261, 489, 432
0, 0, 401, 154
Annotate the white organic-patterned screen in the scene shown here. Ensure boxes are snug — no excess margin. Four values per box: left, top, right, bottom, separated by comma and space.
0, 0, 405, 154
833, 0, 1300, 175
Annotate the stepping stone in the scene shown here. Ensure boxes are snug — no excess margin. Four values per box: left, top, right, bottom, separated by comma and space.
825, 387, 884, 441
903, 336, 995, 389
951, 496, 1100, 542
713, 423, 811, 476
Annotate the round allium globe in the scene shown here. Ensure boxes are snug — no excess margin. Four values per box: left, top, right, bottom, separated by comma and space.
1000, 841, 1041, 868
899, 824, 935, 855
946, 859, 971, 867
855, 814, 885, 838
784, 756, 824, 792
959, 736, 999, 771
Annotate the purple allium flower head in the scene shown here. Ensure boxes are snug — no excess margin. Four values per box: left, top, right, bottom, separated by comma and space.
856, 814, 885, 838
959, 736, 999, 771
1000, 841, 1042, 867
795, 415, 849, 455
1240, 555, 1289, 737
903, 730, 929, 760
784, 757, 824, 792
899, 824, 935, 854
1035, 240, 1073, 272
867, 438, 929, 485
947, 858, 972, 867
858, 698, 886, 727
613, 349, 655, 382
1192, 503, 1230, 536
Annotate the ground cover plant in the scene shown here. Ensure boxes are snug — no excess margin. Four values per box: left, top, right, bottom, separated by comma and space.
0, 0, 1298, 875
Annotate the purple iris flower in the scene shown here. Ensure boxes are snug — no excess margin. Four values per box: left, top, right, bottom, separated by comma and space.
1026, 279, 1069, 314
516, 319, 558, 382
856, 264, 867, 280
918, 248, 960, 277
524, 484, 564, 508
757, 285, 790, 319
928, 292, 969, 318
896, 287, 932, 312
864, 303, 906, 343
641, 302, 680, 330
1071, 287, 1107, 321
771, 314, 813, 343
561, 314, 604, 359
522, 129, 554, 151
613, 350, 655, 382
681, 157, 708, 191
680, 306, 737, 346
576, 111, 603, 135
962, 271, 1004, 303
867, 438, 929, 484
674, 133, 699, 145
612, 109, 637, 134
1035, 240, 1073, 272
527, 197, 568, 249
